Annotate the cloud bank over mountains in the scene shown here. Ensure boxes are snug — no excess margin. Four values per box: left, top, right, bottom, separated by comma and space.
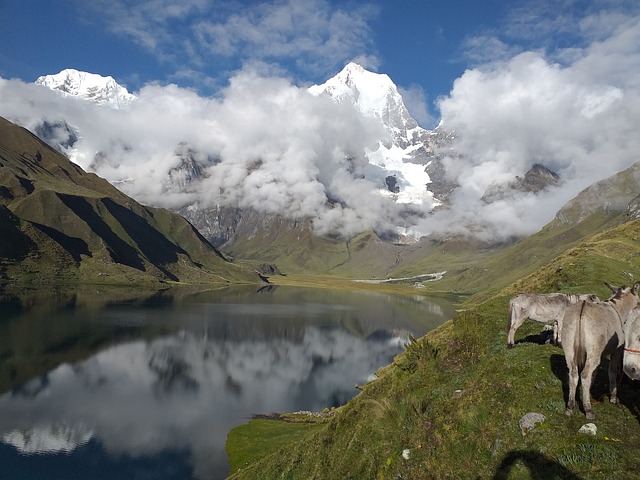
430, 11, 640, 239
1, 5, 640, 241
0, 68, 405, 238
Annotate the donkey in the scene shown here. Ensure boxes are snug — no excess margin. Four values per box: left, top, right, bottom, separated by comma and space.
507, 293, 598, 348
622, 306, 640, 380
562, 283, 640, 420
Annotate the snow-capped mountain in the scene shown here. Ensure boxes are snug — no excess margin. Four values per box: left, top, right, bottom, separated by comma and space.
36, 69, 136, 108
309, 62, 450, 206
309, 62, 427, 149
34, 66, 446, 209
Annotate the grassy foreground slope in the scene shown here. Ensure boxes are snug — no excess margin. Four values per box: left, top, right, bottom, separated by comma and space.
227, 218, 640, 479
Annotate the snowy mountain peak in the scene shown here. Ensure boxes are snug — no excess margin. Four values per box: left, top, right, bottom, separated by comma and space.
36, 69, 136, 108
308, 63, 449, 216
309, 63, 420, 145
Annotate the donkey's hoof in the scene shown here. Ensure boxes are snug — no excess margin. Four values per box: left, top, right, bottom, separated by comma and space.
610, 397, 619, 405
585, 410, 596, 421
564, 408, 573, 416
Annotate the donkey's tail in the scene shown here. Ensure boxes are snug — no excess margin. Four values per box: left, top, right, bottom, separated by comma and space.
575, 300, 587, 369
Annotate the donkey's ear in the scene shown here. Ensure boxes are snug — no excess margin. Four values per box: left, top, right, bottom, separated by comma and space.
604, 282, 618, 293
633, 282, 640, 295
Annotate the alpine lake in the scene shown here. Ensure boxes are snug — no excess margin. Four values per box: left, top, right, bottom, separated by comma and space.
0, 283, 458, 479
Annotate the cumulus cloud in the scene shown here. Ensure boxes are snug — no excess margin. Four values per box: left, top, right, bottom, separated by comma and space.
0, 65, 415, 238
398, 84, 434, 128
429, 10, 640, 240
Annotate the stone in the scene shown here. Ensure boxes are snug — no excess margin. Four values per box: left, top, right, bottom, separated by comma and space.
519, 412, 546, 435
578, 423, 597, 435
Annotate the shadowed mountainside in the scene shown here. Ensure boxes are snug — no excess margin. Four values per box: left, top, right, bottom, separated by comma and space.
0, 117, 257, 287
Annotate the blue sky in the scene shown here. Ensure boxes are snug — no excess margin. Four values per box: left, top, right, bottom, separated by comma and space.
1, 0, 625, 125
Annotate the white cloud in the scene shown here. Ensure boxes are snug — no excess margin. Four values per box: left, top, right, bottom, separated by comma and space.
78, 0, 379, 83
398, 84, 434, 128
461, 35, 523, 65
194, 0, 378, 77
77, 0, 209, 58
3, 4, 640, 243
432, 11, 640, 240
0, 65, 408, 238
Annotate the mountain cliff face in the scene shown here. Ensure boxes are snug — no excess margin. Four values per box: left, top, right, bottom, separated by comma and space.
0, 117, 256, 286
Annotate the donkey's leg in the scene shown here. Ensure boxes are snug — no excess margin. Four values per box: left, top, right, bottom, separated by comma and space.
507, 308, 524, 348
580, 355, 600, 420
564, 349, 579, 416
555, 319, 563, 347
608, 349, 622, 404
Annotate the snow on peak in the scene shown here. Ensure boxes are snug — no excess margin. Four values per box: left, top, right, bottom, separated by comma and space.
310, 63, 396, 118
36, 69, 136, 108
309, 63, 436, 217
308, 62, 420, 140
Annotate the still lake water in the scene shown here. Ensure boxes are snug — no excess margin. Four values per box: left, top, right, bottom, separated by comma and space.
0, 284, 457, 479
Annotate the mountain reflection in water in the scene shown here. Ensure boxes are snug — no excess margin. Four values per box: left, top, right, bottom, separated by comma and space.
0, 285, 457, 479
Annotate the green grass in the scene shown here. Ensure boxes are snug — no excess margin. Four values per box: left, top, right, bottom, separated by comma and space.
226, 419, 327, 476
226, 218, 640, 479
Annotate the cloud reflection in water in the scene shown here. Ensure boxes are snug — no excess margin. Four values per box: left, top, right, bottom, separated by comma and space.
0, 324, 408, 479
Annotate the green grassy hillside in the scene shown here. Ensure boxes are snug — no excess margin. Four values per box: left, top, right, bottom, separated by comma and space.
0, 117, 257, 287
223, 162, 640, 298
227, 218, 640, 479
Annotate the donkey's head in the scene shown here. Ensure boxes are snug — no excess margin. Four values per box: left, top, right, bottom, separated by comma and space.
623, 306, 640, 380
605, 282, 640, 304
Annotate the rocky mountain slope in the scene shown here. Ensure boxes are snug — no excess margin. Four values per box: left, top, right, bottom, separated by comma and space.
554, 161, 640, 224
481, 164, 560, 203
0, 117, 256, 287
